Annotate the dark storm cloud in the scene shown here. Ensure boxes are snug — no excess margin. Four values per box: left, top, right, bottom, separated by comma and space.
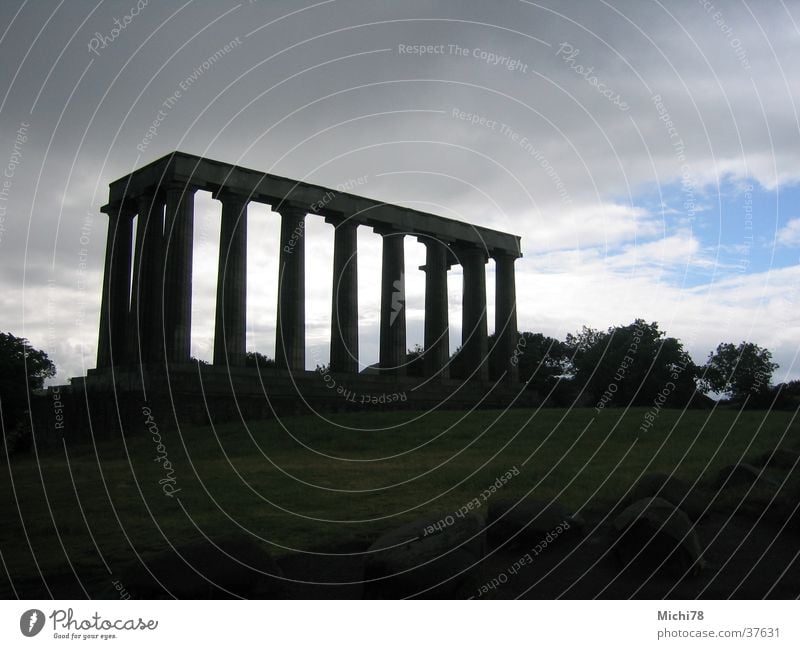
1, 0, 798, 380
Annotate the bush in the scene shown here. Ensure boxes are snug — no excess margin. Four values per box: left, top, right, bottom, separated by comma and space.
3, 411, 33, 456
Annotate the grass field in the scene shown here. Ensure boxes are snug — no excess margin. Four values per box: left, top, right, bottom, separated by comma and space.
1, 406, 797, 594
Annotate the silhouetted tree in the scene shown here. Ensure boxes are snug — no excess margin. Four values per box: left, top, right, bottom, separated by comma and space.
405, 345, 425, 377
564, 325, 605, 357
702, 342, 778, 403
0, 332, 56, 432
447, 346, 466, 380
565, 319, 699, 407
772, 380, 800, 410
487, 331, 571, 399
516, 332, 570, 383
245, 351, 275, 369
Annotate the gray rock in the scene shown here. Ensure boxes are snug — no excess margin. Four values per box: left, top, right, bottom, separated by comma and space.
364, 511, 487, 598
487, 498, 583, 547
715, 463, 778, 489
742, 488, 800, 532
612, 497, 704, 578
752, 448, 800, 471
628, 473, 706, 521
124, 534, 285, 598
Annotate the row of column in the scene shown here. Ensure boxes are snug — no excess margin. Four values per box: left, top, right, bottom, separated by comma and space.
97, 189, 519, 381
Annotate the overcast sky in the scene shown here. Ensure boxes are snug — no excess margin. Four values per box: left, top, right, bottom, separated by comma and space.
1, 0, 799, 383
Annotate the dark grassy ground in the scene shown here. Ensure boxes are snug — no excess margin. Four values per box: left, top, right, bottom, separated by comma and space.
1, 406, 797, 598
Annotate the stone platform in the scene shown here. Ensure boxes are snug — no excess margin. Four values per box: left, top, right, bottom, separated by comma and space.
31, 364, 536, 446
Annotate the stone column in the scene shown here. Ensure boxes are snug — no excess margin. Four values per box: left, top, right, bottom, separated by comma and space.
96, 204, 134, 368
327, 216, 358, 373
419, 239, 449, 378
275, 205, 306, 371
163, 183, 195, 363
377, 228, 406, 375
130, 192, 164, 364
214, 191, 248, 367
494, 252, 519, 382
459, 246, 488, 381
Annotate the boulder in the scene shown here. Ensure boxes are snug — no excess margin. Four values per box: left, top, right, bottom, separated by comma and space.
487, 498, 583, 548
612, 497, 704, 578
751, 448, 800, 471
123, 534, 285, 599
742, 489, 800, 532
715, 463, 778, 489
628, 473, 706, 521
363, 511, 487, 598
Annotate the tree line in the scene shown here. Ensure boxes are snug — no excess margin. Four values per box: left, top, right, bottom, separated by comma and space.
1, 319, 795, 450
442, 319, 791, 409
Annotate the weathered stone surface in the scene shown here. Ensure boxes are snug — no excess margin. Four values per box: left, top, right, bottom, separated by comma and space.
742, 489, 800, 532
487, 498, 583, 547
124, 534, 285, 599
751, 448, 800, 471
628, 473, 706, 521
715, 463, 778, 489
363, 512, 487, 598
612, 497, 704, 578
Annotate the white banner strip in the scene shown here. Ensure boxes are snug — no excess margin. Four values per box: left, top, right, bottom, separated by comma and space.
1, 600, 797, 648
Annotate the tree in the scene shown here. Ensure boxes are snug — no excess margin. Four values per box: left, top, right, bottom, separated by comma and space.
445, 332, 573, 402
772, 380, 800, 410
447, 345, 467, 380
703, 342, 778, 403
564, 325, 604, 357
565, 319, 699, 407
488, 331, 571, 396
0, 332, 56, 430
245, 351, 275, 369
405, 345, 425, 377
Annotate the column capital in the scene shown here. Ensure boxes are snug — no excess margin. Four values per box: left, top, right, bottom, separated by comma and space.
490, 248, 521, 262
101, 196, 133, 213
164, 179, 196, 193
415, 233, 454, 247
417, 238, 451, 273
135, 191, 165, 213
324, 214, 359, 229
454, 243, 488, 265
212, 187, 248, 206
103, 201, 137, 220
373, 224, 405, 237
272, 202, 307, 218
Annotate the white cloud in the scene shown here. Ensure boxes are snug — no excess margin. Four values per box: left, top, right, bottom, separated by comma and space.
521, 202, 660, 252
777, 218, 800, 247
611, 231, 705, 270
